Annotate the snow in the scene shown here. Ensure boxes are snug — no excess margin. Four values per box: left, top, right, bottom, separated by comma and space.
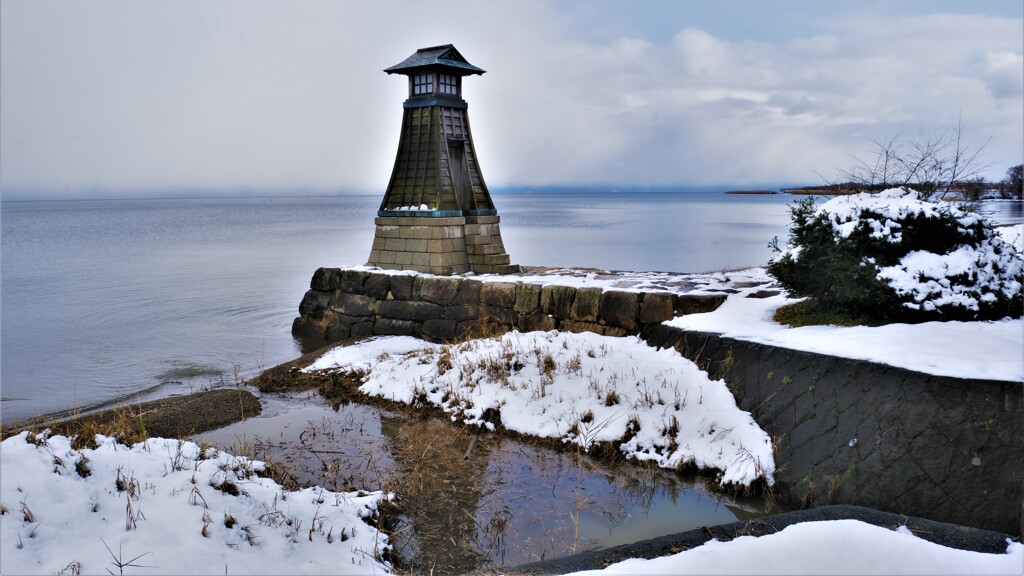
808, 188, 1024, 315
0, 432, 391, 575
567, 519, 1023, 575
820, 188, 946, 243
4, 433, 1019, 575
306, 331, 775, 486
349, 262, 770, 296
667, 274, 1023, 382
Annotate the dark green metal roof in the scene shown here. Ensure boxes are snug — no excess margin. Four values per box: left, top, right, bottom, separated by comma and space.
384, 44, 485, 76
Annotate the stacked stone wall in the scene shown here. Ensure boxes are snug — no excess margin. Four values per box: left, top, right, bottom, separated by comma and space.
464, 215, 517, 274
292, 268, 724, 343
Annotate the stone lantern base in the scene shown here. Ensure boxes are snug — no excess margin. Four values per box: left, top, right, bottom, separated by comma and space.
367, 215, 518, 276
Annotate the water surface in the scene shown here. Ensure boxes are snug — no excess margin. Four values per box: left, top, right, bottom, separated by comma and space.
196, 399, 763, 573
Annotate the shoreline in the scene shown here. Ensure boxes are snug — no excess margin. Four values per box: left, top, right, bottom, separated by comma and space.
2, 388, 261, 440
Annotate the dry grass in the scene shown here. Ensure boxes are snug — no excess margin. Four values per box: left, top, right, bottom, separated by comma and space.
3, 389, 260, 450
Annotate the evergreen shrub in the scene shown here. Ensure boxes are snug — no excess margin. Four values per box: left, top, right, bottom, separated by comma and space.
767, 188, 1023, 323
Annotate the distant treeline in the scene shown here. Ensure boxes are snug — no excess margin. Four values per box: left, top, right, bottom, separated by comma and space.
780, 183, 860, 195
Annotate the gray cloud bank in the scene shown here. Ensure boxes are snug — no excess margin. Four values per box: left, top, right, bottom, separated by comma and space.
1, 1, 1021, 199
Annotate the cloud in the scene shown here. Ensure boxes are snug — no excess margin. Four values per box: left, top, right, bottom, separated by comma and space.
0, 1, 1020, 198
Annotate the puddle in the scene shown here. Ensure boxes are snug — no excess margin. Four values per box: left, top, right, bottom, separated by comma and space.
196, 399, 766, 574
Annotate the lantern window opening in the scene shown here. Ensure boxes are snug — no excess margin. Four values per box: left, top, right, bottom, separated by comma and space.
439, 74, 458, 95
413, 73, 434, 95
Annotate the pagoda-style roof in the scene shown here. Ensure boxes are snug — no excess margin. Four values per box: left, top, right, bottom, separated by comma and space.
384, 44, 485, 76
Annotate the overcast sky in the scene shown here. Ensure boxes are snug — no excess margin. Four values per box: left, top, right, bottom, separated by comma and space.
1, 0, 1021, 199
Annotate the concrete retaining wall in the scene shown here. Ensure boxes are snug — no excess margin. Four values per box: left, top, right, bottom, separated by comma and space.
645, 326, 1023, 536
292, 268, 1022, 535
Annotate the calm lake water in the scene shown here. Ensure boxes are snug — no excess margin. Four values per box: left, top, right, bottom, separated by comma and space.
2, 192, 1018, 422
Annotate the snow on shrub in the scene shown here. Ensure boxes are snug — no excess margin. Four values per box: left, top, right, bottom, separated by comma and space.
768, 187, 1023, 322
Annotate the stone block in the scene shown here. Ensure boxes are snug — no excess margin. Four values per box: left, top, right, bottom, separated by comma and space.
410, 252, 431, 267
518, 311, 556, 333
384, 237, 408, 252
445, 304, 483, 322
416, 276, 462, 306
514, 283, 542, 314
404, 238, 429, 253
475, 253, 511, 266
378, 225, 401, 238
479, 282, 517, 308
378, 299, 445, 322
475, 263, 520, 275
571, 287, 602, 322
405, 226, 433, 240
363, 273, 390, 299
639, 292, 675, 324
466, 243, 505, 256
422, 319, 457, 341
431, 225, 464, 239
482, 305, 518, 327
426, 238, 455, 253
290, 315, 321, 340
340, 269, 369, 294
299, 290, 329, 317
310, 267, 343, 291
324, 315, 352, 341
429, 252, 455, 268
599, 290, 640, 332
328, 293, 379, 317
371, 237, 386, 250
389, 274, 415, 300
560, 320, 605, 336
540, 285, 576, 319
456, 318, 509, 340
350, 321, 374, 340
395, 251, 413, 265
372, 317, 420, 337
456, 279, 483, 305
676, 294, 728, 315
464, 234, 491, 246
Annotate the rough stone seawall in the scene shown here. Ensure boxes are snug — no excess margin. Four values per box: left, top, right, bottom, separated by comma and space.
292, 267, 726, 343
293, 267, 1022, 536
645, 326, 1023, 536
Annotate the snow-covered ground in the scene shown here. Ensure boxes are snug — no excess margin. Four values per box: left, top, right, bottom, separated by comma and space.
306, 331, 775, 486
567, 519, 1022, 575
665, 267, 1023, 382
0, 432, 391, 575
3, 434, 1019, 576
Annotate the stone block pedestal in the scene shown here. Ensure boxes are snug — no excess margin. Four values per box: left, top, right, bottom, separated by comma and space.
366, 215, 519, 275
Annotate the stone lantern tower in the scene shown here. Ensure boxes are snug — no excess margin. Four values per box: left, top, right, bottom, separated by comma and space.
366, 44, 518, 275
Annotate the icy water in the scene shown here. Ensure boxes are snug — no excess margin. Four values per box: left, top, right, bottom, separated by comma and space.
196, 398, 764, 573
1, 191, 802, 422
